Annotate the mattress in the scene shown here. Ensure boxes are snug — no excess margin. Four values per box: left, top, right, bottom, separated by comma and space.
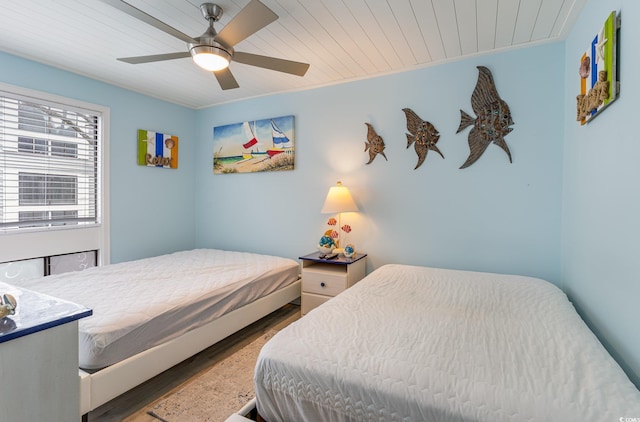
255, 264, 640, 421
13, 248, 298, 369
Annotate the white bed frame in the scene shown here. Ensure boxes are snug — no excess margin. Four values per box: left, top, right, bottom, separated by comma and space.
79, 279, 300, 418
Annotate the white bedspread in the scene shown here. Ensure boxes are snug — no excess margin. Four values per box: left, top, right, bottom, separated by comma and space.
14, 249, 298, 369
255, 264, 640, 421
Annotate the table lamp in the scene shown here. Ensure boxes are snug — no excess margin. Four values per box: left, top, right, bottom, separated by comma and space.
320, 181, 358, 253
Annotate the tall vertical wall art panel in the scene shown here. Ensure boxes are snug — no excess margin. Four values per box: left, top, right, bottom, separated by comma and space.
577, 11, 619, 124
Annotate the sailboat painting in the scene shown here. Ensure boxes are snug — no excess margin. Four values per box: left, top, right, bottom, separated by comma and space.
213, 115, 295, 174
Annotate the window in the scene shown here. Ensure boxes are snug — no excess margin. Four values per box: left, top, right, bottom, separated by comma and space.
19, 173, 78, 206
17, 137, 47, 155
0, 90, 100, 231
18, 211, 78, 228
18, 137, 78, 158
0, 83, 109, 266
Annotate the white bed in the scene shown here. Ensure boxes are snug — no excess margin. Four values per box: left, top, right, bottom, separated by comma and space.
12, 248, 300, 416
255, 264, 640, 421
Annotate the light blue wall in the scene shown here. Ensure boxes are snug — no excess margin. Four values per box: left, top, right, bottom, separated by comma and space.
563, 0, 640, 386
194, 43, 565, 284
5, 5, 637, 387
0, 52, 197, 263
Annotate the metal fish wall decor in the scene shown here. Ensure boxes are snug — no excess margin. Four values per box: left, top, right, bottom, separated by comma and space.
364, 123, 388, 164
402, 108, 442, 170
456, 66, 514, 169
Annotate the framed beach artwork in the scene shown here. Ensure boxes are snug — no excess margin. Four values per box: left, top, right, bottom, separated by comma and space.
213, 115, 295, 174
137, 129, 178, 169
576, 11, 619, 125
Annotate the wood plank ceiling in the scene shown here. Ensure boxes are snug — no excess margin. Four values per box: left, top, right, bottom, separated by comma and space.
0, 0, 586, 109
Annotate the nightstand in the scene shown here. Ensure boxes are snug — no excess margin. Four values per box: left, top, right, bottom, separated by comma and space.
299, 251, 367, 315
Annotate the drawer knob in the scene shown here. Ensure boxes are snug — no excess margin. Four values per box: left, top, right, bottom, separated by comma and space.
320, 282, 326, 287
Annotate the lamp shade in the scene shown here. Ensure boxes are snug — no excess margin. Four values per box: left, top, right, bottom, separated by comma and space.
321, 181, 358, 214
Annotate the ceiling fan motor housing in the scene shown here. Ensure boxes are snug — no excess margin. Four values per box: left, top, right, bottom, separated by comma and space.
200, 3, 223, 22
188, 26, 233, 63
189, 6, 233, 70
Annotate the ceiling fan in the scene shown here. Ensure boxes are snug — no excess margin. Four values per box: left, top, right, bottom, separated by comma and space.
101, 0, 310, 90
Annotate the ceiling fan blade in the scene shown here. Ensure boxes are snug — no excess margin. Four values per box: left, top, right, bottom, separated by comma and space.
118, 52, 191, 64
233, 52, 309, 76
100, 0, 196, 44
215, 0, 278, 48
214, 68, 240, 90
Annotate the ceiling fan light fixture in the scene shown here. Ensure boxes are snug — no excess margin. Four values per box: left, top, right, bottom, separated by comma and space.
108, 0, 310, 90
190, 45, 230, 71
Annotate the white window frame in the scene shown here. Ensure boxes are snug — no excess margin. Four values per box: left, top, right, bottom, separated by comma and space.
0, 82, 110, 266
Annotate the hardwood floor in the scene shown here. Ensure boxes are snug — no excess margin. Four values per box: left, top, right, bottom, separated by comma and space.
88, 303, 301, 421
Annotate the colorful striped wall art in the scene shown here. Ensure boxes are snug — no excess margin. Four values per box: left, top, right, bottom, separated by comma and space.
137, 129, 179, 169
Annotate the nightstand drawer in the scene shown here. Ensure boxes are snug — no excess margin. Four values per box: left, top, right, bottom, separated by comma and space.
301, 292, 332, 314
302, 270, 347, 296
299, 252, 367, 315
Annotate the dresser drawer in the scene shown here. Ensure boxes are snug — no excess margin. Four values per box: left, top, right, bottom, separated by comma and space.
301, 292, 332, 314
302, 269, 348, 296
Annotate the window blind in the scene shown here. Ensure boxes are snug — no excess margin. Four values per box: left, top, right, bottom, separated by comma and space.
0, 91, 100, 231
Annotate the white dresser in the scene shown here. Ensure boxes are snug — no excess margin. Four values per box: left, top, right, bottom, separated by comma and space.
0, 282, 91, 421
